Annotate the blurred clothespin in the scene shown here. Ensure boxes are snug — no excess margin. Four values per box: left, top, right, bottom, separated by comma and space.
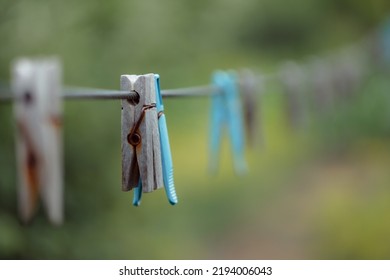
12, 58, 63, 225
121, 73, 176, 206
308, 57, 335, 112
368, 18, 390, 71
381, 18, 390, 67
131, 75, 178, 206
330, 48, 365, 100
239, 69, 260, 147
366, 32, 385, 70
209, 70, 247, 175
279, 61, 308, 129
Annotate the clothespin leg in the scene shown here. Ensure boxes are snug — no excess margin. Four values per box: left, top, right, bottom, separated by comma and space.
40, 59, 63, 225
132, 179, 142, 206
209, 100, 224, 173
158, 115, 177, 205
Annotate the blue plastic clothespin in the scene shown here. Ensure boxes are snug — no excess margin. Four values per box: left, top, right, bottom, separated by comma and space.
133, 74, 178, 206
154, 74, 178, 205
209, 70, 247, 175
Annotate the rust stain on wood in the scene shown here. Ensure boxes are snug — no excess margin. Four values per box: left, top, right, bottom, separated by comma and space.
18, 120, 40, 207
25, 148, 39, 205
49, 115, 63, 129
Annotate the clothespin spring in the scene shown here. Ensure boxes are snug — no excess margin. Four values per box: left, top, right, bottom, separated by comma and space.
127, 104, 156, 147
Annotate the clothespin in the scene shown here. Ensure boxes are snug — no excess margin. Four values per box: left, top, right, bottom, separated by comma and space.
308, 57, 335, 112
330, 48, 365, 100
130, 75, 178, 206
381, 18, 390, 67
239, 69, 260, 147
209, 70, 247, 175
368, 18, 390, 71
154, 74, 177, 205
121, 73, 177, 206
279, 61, 308, 129
12, 58, 63, 225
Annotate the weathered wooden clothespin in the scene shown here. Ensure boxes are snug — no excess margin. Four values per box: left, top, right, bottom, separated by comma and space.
209, 70, 247, 175
239, 69, 260, 147
121, 73, 174, 206
330, 48, 365, 100
308, 57, 335, 113
12, 58, 63, 225
279, 61, 308, 129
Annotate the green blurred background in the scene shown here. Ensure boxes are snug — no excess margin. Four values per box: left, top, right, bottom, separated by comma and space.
1, 0, 390, 259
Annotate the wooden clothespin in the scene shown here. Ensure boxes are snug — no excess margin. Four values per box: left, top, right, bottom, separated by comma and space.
209, 70, 247, 175
239, 69, 260, 147
125, 74, 178, 206
12, 58, 63, 225
279, 61, 308, 129
121, 74, 164, 205
308, 57, 335, 113
331, 48, 366, 100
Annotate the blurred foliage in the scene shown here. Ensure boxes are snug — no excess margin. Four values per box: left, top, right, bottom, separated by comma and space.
1, 0, 390, 259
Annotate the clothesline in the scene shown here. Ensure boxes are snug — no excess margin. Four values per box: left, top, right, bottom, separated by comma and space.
0, 84, 221, 102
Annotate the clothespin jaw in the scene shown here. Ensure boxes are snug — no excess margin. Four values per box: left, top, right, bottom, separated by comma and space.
209, 70, 247, 175
12, 57, 63, 225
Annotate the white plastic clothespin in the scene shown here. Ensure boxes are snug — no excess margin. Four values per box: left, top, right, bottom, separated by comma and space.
12, 58, 63, 225
121, 74, 163, 201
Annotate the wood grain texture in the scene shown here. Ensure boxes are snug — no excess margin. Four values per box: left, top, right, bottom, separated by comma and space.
121, 75, 138, 191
